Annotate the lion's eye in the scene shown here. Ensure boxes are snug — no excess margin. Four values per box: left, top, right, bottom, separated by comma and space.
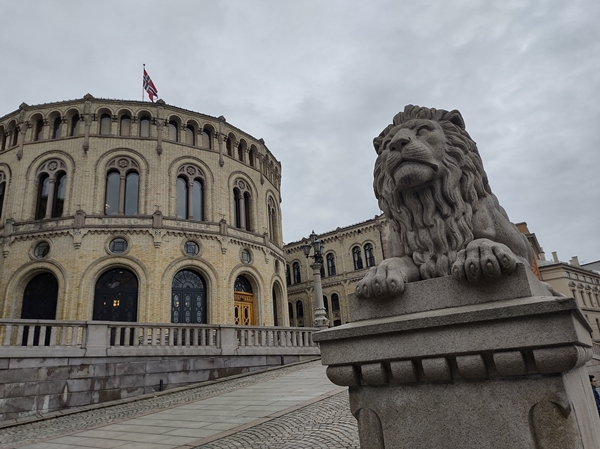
416, 126, 430, 136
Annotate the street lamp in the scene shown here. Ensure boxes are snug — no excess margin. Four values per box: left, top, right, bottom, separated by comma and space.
302, 230, 329, 330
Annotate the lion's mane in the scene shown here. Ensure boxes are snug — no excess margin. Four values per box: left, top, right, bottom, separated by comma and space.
374, 105, 492, 279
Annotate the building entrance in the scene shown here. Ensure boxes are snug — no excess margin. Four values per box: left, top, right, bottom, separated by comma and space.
234, 275, 255, 325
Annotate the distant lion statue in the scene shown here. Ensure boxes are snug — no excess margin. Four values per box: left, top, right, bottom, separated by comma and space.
356, 105, 533, 300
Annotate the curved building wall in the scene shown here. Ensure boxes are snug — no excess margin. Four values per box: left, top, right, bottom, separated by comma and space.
0, 96, 288, 326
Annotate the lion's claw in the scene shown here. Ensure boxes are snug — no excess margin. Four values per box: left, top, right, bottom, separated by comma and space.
356, 258, 406, 300
452, 238, 519, 283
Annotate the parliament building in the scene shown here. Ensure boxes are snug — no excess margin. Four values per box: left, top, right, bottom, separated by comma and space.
0, 95, 288, 326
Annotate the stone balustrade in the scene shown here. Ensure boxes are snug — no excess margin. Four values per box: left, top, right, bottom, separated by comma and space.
0, 319, 319, 358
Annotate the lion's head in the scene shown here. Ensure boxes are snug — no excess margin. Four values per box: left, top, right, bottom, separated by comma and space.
373, 105, 492, 279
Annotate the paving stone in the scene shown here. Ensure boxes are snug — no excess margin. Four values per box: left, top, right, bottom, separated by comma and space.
0, 360, 360, 449
192, 392, 359, 449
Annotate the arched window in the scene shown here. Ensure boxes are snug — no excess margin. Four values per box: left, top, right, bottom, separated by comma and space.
52, 173, 66, 218
93, 268, 138, 322
293, 262, 301, 284
35, 159, 67, 220
200, 128, 212, 149
296, 300, 304, 319
332, 293, 340, 311
353, 246, 363, 270
365, 243, 375, 267
52, 117, 63, 139
0, 174, 5, 220
21, 273, 58, 320
268, 197, 278, 242
171, 270, 207, 324
120, 115, 131, 136
323, 296, 329, 314
327, 253, 336, 276
104, 157, 139, 216
70, 115, 80, 136
168, 120, 178, 142
272, 287, 278, 327
286, 264, 291, 286
1, 127, 6, 150
11, 125, 19, 147
139, 115, 150, 137
34, 119, 44, 141
185, 125, 195, 145
100, 114, 111, 135
232, 179, 252, 230
226, 137, 233, 156
288, 302, 294, 326
238, 144, 245, 162
249, 148, 256, 167
176, 164, 205, 221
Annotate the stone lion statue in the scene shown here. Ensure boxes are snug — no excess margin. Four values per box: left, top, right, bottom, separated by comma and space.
356, 105, 533, 300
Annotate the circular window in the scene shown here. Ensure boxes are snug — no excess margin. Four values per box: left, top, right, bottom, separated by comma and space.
241, 249, 251, 264
109, 238, 128, 254
184, 241, 199, 257
34, 242, 50, 258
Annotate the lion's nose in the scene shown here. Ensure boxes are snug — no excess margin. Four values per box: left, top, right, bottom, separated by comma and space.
389, 132, 411, 152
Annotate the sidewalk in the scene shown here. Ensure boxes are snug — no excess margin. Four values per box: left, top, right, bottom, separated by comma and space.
0, 360, 360, 449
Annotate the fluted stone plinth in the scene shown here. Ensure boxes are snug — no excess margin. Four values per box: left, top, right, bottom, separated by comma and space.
313, 264, 600, 449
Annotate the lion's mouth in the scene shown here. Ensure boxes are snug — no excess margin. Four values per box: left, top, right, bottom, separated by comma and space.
388, 154, 438, 174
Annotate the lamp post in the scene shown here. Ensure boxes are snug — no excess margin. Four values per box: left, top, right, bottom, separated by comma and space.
302, 230, 329, 330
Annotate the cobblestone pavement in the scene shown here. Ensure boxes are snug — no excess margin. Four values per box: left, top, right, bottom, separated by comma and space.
194, 391, 359, 449
0, 360, 329, 448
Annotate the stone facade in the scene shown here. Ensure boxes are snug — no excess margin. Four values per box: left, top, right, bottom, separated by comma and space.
284, 216, 389, 327
518, 223, 600, 340
0, 96, 288, 326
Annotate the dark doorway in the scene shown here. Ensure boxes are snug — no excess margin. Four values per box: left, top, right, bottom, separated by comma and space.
21, 272, 58, 346
93, 268, 138, 322
171, 270, 206, 324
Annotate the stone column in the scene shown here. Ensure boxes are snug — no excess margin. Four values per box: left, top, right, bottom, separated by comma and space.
311, 263, 329, 330
155, 119, 164, 155
44, 178, 56, 219
314, 264, 600, 449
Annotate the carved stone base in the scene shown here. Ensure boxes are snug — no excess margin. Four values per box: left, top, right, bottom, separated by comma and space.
314, 265, 600, 448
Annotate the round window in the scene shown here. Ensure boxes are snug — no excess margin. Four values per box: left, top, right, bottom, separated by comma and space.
34, 242, 50, 258
109, 238, 128, 254
241, 249, 251, 264
184, 241, 199, 257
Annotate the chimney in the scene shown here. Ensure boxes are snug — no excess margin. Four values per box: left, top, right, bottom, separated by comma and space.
539, 252, 546, 261
570, 256, 580, 267
552, 252, 559, 263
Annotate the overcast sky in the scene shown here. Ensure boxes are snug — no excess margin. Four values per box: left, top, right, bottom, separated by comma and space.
1, 0, 598, 264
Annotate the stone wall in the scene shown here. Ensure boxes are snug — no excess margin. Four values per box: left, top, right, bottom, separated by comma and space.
0, 353, 316, 422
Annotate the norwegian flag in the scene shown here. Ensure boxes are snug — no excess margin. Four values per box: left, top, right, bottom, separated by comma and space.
143, 68, 158, 102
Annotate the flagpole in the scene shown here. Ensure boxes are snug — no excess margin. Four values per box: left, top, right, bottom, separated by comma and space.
142, 64, 145, 102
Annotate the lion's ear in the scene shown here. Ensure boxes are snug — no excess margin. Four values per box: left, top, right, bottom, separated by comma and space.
446, 110, 465, 130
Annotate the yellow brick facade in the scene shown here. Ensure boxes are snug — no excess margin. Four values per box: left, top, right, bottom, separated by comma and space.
284, 215, 389, 327
0, 96, 288, 326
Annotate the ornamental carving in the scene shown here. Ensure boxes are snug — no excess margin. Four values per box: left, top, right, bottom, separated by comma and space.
234, 179, 250, 193
107, 156, 139, 174
37, 159, 66, 176
177, 164, 204, 180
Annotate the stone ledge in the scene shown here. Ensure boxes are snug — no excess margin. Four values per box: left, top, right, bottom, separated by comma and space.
326, 344, 592, 386
348, 263, 552, 321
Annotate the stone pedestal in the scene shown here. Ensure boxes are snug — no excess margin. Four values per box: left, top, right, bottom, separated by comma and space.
313, 264, 600, 449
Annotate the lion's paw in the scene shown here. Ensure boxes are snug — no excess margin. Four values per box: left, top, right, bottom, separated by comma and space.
452, 238, 519, 283
356, 258, 406, 300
